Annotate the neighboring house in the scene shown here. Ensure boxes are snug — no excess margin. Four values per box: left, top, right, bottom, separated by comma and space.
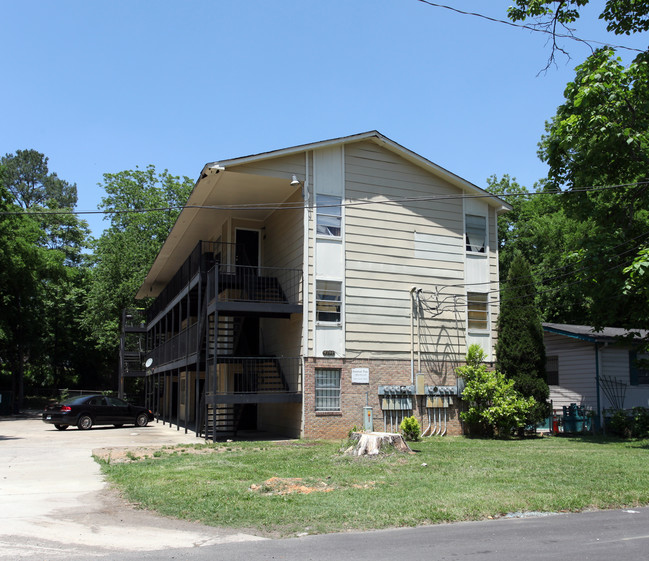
543, 323, 649, 426
120, 131, 510, 439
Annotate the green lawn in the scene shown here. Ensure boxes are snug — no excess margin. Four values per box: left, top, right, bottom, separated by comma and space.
97, 436, 649, 536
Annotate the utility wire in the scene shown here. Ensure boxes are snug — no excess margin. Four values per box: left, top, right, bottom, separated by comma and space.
2, 180, 647, 217
415, 0, 645, 54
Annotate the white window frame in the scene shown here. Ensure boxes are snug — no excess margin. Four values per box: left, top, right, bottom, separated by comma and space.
467, 292, 489, 331
315, 368, 341, 412
465, 214, 487, 254
316, 280, 342, 324
316, 194, 342, 238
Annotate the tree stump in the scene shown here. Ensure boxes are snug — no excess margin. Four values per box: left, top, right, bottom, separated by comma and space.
344, 432, 413, 456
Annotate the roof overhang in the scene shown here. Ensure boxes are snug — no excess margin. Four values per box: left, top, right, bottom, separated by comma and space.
137, 131, 511, 299
136, 169, 301, 298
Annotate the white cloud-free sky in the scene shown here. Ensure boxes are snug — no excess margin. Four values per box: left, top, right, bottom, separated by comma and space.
2, 0, 645, 237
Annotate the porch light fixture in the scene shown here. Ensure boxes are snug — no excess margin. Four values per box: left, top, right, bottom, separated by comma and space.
290, 174, 302, 186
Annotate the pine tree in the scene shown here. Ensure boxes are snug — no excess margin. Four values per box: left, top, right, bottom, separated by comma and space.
496, 252, 550, 427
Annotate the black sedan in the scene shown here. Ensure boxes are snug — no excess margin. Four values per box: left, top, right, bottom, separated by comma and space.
42, 395, 154, 430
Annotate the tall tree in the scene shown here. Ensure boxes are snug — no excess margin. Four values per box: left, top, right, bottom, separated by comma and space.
83, 166, 194, 353
540, 48, 649, 328
1, 149, 77, 210
0, 167, 49, 410
0, 152, 97, 409
486, 175, 594, 324
495, 252, 550, 427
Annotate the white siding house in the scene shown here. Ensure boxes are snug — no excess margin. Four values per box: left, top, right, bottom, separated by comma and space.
544, 323, 649, 427
127, 132, 510, 439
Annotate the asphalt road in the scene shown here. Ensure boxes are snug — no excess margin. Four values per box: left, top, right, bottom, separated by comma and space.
2, 414, 648, 560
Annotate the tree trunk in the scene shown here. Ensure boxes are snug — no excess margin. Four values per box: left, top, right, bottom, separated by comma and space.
344, 432, 413, 456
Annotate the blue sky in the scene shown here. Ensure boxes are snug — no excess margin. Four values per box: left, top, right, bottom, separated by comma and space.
2, 0, 645, 237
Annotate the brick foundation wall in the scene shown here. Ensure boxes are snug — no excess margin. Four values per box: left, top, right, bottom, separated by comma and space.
303, 357, 464, 439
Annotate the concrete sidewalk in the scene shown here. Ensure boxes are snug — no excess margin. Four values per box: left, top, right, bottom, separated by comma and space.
0, 414, 265, 559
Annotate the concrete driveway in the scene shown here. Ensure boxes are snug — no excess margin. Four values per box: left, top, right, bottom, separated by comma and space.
0, 413, 265, 559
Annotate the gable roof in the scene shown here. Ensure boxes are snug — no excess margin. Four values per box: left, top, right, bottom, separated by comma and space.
200, 130, 511, 212
137, 131, 510, 298
543, 323, 649, 344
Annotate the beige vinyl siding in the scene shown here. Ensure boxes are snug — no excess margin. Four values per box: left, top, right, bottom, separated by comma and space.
344, 141, 468, 362
263, 189, 303, 270
257, 402, 301, 438
260, 315, 302, 358
230, 153, 307, 181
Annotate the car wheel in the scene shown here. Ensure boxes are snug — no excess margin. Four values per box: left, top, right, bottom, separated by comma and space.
54, 424, 69, 431
77, 414, 93, 430
113, 424, 124, 428
135, 413, 149, 427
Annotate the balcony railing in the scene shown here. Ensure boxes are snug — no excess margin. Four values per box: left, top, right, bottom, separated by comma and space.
146, 241, 302, 322
206, 357, 302, 395
148, 322, 199, 367
206, 264, 302, 307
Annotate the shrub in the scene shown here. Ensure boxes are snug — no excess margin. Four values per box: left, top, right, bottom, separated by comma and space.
632, 407, 649, 438
400, 416, 421, 441
458, 344, 535, 437
607, 409, 632, 438
606, 407, 649, 438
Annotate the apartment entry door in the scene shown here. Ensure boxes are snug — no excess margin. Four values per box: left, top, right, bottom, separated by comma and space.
235, 229, 260, 269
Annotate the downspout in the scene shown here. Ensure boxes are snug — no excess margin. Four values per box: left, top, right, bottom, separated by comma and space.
417, 288, 423, 376
595, 342, 602, 432
301, 154, 310, 438
410, 286, 417, 384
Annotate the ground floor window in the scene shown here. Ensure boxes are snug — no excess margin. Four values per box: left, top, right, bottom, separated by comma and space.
315, 368, 341, 412
546, 355, 559, 385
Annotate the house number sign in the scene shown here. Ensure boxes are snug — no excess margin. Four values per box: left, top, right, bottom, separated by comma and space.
351, 367, 369, 384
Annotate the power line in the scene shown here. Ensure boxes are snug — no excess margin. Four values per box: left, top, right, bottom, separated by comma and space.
415, 0, 644, 54
2, 180, 647, 218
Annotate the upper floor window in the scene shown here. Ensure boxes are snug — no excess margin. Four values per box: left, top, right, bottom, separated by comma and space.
316, 280, 342, 323
466, 214, 486, 253
317, 194, 342, 237
467, 292, 489, 330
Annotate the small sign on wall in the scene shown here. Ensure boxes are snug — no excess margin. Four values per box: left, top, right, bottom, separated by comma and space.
351, 367, 369, 384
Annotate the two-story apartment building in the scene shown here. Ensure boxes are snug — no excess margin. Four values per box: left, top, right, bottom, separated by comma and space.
122, 131, 510, 440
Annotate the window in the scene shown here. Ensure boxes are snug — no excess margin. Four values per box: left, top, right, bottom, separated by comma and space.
316, 280, 342, 323
467, 292, 488, 330
630, 352, 649, 386
317, 194, 342, 236
546, 355, 559, 385
315, 368, 341, 412
465, 214, 486, 253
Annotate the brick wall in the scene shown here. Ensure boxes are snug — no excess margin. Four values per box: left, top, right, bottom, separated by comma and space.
303, 357, 464, 439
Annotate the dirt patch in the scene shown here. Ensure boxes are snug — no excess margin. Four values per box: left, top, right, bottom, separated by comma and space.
92, 445, 227, 463
250, 477, 335, 495
249, 477, 378, 495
